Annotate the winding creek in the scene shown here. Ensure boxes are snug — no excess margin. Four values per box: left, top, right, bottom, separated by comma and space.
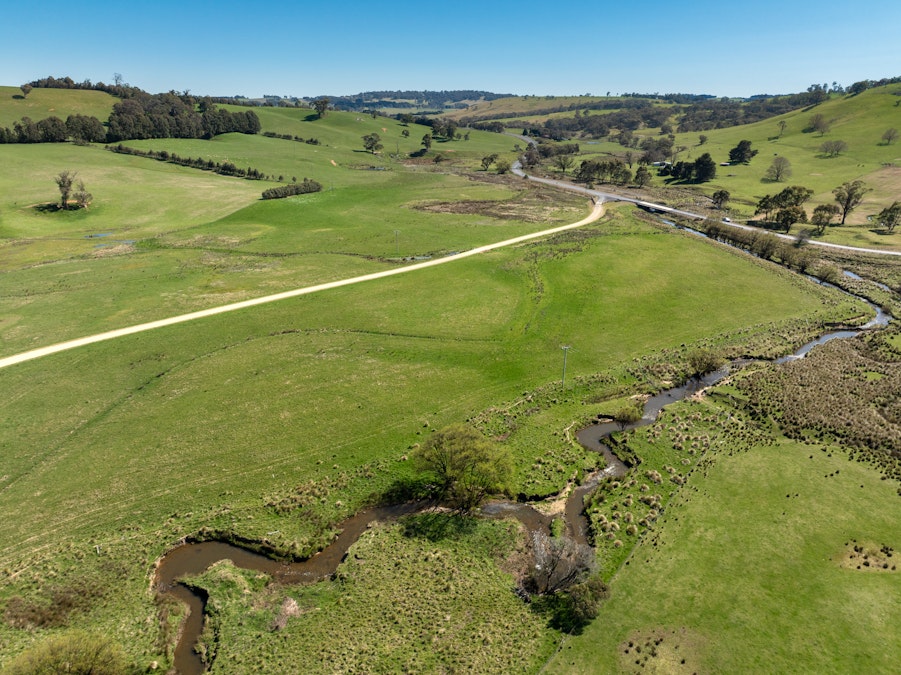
154, 270, 892, 674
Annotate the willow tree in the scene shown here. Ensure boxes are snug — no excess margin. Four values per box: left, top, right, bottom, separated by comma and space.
413, 424, 512, 512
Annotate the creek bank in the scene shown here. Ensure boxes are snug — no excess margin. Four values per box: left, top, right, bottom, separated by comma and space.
153, 367, 735, 673
154, 289, 891, 674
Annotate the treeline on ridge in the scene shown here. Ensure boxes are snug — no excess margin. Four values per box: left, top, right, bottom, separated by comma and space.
10, 76, 261, 143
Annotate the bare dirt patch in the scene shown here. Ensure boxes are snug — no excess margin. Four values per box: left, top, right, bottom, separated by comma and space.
413, 190, 578, 223
838, 541, 897, 572
619, 627, 707, 674
91, 243, 136, 257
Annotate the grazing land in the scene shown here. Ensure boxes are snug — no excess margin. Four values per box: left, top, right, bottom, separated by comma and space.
0, 85, 898, 673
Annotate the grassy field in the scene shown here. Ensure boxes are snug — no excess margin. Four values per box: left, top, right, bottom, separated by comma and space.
0, 121, 567, 356
0, 200, 865, 669
548, 427, 900, 673
0, 88, 896, 672
0, 86, 117, 128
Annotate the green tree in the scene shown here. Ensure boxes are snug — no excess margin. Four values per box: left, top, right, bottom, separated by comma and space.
634, 165, 651, 187
881, 128, 898, 145
495, 158, 511, 174
728, 139, 757, 164
811, 203, 840, 234
820, 139, 848, 157
875, 201, 901, 233
698, 134, 708, 145
421, 133, 432, 151
764, 156, 792, 182
37, 116, 67, 142
561, 574, 610, 628
480, 153, 498, 171
554, 154, 575, 176
774, 185, 813, 208
693, 153, 716, 182
833, 180, 870, 224
19, 84, 32, 98
712, 189, 731, 209
401, 128, 410, 138
775, 205, 808, 233
361, 132, 382, 154
413, 424, 512, 512
312, 98, 329, 118
65, 114, 107, 143
54, 170, 77, 209
778, 119, 787, 137
687, 348, 722, 377
755, 194, 776, 221
613, 403, 643, 431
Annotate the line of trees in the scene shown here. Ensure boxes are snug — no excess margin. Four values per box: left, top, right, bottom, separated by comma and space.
261, 179, 322, 200
262, 131, 320, 145
0, 106, 259, 145
105, 144, 267, 180
753, 180, 874, 233
0, 114, 106, 144
107, 94, 260, 141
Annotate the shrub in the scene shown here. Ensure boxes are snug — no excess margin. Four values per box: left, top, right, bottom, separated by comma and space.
261, 178, 323, 200
4, 631, 127, 674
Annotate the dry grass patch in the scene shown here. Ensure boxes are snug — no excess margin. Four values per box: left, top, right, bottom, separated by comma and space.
619, 627, 707, 674
838, 541, 897, 572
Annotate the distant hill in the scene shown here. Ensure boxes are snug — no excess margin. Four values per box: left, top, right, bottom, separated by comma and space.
234, 90, 514, 113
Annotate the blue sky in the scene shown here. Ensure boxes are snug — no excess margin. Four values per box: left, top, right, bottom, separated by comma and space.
2, 0, 899, 98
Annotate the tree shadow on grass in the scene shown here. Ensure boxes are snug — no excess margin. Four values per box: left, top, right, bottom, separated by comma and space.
376, 476, 432, 506
529, 593, 592, 635
400, 511, 477, 542
34, 203, 63, 213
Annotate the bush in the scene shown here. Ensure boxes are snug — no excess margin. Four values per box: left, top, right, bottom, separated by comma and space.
4, 631, 128, 674
261, 179, 323, 200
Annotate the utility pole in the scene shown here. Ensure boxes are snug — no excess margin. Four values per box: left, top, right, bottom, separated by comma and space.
561, 345, 571, 390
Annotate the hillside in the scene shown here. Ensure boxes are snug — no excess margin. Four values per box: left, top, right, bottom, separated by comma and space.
0, 84, 899, 674
515, 84, 901, 248
0, 85, 116, 128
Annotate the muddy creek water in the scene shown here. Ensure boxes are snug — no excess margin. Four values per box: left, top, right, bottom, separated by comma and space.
155, 293, 890, 674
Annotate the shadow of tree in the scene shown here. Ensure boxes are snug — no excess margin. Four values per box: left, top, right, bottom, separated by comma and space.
400, 512, 476, 542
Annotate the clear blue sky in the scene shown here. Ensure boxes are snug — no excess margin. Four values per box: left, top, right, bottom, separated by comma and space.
2, 0, 899, 98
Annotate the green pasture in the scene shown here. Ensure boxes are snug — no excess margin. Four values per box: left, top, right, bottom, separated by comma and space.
0, 137, 579, 356
0, 86, 117, 128
0, 206, 866, 668
222, 106, 521, 167
549, 429, 901, 673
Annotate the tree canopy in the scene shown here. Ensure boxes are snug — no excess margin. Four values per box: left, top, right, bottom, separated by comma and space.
413, 424, 512, 512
